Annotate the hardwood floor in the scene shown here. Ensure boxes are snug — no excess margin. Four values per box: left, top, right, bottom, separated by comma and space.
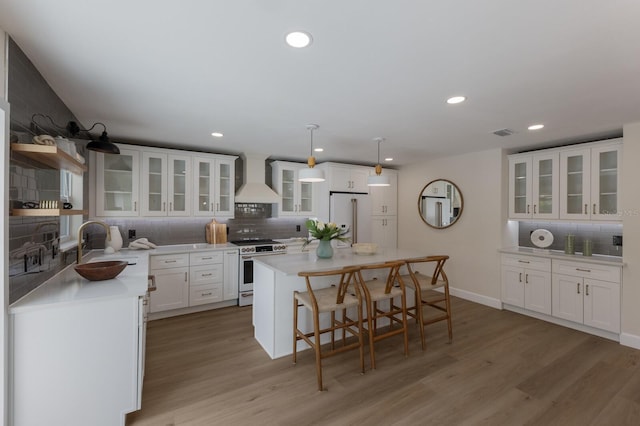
127, 297, 640, 425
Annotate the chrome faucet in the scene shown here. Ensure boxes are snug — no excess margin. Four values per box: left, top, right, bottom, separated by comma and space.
77, 220, 111, 264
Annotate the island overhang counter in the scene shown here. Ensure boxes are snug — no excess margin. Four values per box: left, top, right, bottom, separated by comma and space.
253, 247, 427, 359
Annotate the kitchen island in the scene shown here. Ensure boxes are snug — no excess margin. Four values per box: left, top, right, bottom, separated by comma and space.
253, 247, 427, 359
9, 250, 150, 426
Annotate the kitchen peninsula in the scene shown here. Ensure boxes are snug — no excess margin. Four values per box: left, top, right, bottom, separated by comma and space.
253, 247, 428, 359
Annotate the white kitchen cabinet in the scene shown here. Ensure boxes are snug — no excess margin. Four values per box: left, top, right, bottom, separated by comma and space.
370, 169, 398, 216
371, 216, 397, 248
193, 155, 235, 217
189, 251, 224, 306
323, 163, 370, 193
508, 152, 559, 220
96, 145, 140, 216
501, 254, 552, 315
552, 259, 621, 333
141, 150, 191, 216
224, 249, 240, 300
559, 140, 622, 221
271, 161, 315, 216
149, 253, 190, 312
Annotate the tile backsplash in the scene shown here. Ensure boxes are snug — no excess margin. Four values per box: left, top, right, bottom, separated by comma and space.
518, 221, 623, 257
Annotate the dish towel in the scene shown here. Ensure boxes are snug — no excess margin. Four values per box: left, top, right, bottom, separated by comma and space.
128, 238, 158, 250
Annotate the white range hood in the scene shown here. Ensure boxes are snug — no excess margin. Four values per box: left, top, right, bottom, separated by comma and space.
234, 153, 280, 204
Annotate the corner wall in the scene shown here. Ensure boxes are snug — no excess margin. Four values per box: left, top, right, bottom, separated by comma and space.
398, 148, 506, 307
621, 122, 640, 347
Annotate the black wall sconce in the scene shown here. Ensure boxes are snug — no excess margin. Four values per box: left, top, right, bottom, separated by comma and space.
68, 121, 120, 155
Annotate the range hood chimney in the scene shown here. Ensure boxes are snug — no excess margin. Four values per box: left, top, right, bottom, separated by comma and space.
235, 153, 280, 204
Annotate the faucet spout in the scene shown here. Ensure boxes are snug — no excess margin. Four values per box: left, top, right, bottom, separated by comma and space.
77, 220, 111, 264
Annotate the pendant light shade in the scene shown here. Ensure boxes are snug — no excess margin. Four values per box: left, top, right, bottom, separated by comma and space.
86, 129, 120, 154
367, 137, 390, 186
299, 124, 325, 182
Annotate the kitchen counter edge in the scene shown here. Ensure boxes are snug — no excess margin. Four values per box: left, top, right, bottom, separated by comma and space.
500, 247, 625, 267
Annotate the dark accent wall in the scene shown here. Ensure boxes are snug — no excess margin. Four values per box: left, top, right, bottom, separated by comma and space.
7, 37, 90, 303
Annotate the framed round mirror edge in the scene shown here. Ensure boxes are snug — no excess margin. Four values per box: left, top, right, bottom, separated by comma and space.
417, 178, 464, 229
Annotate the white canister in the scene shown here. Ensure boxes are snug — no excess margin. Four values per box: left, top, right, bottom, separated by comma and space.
105, 225, 123, 252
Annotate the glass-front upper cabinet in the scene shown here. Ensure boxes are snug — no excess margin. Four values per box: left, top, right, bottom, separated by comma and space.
96, 146, 140, 216
141, 152, 191, 216
193, 156, 235, 218
271, 161, 314, 217
591, 142, 622, 220
560, 140, 621, 221
508, 152, 558, 219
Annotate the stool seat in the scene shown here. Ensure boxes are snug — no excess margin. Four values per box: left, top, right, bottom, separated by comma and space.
295, 285, 360, 313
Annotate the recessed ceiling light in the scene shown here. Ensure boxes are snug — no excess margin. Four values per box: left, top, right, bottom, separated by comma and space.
285, 31, 312, 48
446, 96, 466, 104
528, 124, 544, 131
314, 147, 323, 152
211, 132, 224, 138
384, 157, 393, 162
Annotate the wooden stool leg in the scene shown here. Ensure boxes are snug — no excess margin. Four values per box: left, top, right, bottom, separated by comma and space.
313, 309, 323, 391
445, 286, 453, 342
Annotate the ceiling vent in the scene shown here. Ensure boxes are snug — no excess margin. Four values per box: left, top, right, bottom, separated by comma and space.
493, 128, 516, 137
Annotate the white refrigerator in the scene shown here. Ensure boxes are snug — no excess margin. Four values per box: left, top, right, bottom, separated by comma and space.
329, 193, 372, 248
422, 196, 452, 227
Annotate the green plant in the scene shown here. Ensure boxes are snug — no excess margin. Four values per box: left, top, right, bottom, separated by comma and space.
302, 219, 350, 249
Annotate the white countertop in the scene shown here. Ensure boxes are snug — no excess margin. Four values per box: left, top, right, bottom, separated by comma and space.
500, 246, 624, 267
9, 250, 150, 314
254, 246, 429, 275
145, 242, 238, 255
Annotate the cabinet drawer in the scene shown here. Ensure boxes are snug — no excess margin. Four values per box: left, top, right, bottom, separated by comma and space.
190, 251, 224, 266
190, 264, 223, 286
150, 253, 189, 270
553, 260, 621, 283
501, 254, 551, 272
190, 284, 223, 306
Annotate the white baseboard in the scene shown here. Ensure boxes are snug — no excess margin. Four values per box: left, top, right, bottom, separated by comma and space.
449, 287, 502, 310
619, 332, 640, 349
148, 299, 238, 321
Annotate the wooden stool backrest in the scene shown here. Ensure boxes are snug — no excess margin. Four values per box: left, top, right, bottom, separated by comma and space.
404, 255, 449, 285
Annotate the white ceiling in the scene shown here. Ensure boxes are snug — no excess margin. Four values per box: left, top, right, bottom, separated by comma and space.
1, 1, 640, 166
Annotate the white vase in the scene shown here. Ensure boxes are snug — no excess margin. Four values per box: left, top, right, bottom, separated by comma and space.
105, 225, 123, 252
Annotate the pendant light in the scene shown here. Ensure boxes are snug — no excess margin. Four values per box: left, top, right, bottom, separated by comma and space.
298, 124, 325, 182
367, 137, 390, 186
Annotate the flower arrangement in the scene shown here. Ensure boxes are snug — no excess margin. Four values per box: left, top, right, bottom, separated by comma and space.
302, 219, 350, 249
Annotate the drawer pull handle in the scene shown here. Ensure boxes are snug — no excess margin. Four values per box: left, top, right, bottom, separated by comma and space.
202, 292, 213, 296
201, 257, 213, 260
202, 273, 212, 277
576, 268, 591, 273
165, 260, 177, 263
517, 260, 530, 264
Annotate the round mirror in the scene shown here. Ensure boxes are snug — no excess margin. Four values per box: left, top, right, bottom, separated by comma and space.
418, 179, 464, 229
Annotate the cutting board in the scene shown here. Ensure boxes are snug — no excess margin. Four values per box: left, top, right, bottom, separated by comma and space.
205, 219, 227, 244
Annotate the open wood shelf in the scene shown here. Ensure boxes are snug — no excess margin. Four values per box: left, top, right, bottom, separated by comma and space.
10, 209, 88, 217
10, 143, 87, 174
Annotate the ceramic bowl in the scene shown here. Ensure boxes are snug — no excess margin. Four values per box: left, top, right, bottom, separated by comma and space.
75, 260, 127, 281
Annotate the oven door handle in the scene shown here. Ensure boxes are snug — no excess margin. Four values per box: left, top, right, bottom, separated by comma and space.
241, 252, 287, 260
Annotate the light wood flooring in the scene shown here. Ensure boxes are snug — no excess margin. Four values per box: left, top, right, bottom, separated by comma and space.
126, 297, 640, 425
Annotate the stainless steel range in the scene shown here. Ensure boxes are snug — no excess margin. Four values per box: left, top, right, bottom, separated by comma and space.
231, 239, 287, 306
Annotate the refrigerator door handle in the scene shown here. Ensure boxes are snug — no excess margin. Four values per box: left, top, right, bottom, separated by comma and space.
352, 198, 358, 244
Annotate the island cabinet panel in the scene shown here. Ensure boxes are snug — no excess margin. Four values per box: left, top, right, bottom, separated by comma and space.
11, 296, 142, 426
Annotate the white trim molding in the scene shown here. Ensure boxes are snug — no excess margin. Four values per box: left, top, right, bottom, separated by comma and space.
619, 333, 640, 350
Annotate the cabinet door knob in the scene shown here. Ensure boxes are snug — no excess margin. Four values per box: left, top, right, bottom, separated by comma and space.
525, 274, 529, 284
134, 201, 137, 212
586, 284, 590, 296
593, 203, 596, 215
163, 202, 166, 212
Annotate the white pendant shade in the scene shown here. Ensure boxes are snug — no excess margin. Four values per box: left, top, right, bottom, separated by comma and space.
298, 166, 325, 182
367, 174, 390, 186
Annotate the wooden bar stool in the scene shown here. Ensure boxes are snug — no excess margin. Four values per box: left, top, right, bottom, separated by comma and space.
402, 255, 452, 350
293, 266, 365, 391
354, 260, 409, 370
